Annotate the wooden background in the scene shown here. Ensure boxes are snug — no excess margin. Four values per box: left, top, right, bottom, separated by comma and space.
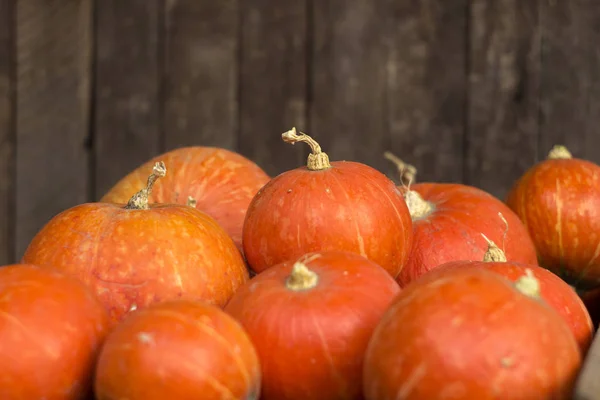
0, 0, 599, 264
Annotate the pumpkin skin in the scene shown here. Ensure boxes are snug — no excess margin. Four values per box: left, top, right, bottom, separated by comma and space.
95, 300, 261, 400
506, 145, 600, 290
23, 163, 248, 325
396, 182, 538, 286
363, 267, 581, 400
242, 128, 413, 277
437, 260, 594, 354
100, 146, 270, 251
224, 250, 401, 400
0, 264, 109, 400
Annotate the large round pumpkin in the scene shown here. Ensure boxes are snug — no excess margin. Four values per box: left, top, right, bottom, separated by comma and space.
101, 146, 270, 251
242, 128, 413, 277
22, 162, 249, 325
95, 300, 261, 400
363, 266, 581, 400
384, 152, 538, 286
506, 145, 600, 290
0, 264, 109, 399
224, 250, 401, 400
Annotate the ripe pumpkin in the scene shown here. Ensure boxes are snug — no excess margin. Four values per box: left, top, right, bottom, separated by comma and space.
224, 250, 401, 400
242, 128, 413, 277
506, 145, 600, 290
363, 266, 581, 400
437, 239, 594, 354
101, 146, 270, 251
95, 300, 261, 400
0, 264, 109, 400
384, 152, 538, 286
22, 162, 249, 325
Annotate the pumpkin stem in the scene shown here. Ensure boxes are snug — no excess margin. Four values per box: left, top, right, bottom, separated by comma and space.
282, 127, 331, 171
125, 161, 167, 210
514, 269, 541, 299
186, 196, 197, 208
403, 190, 434, 220
547, 145, 572, 160
286, 261, 319, 291
384, 151, 417, 187
481, 233, 507, 262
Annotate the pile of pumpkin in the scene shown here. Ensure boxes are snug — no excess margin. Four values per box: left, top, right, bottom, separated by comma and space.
1, 128, 599, 400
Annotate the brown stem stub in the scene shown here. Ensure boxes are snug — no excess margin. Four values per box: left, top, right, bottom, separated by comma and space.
186, 196, 197, 208
514, 269, 541, 299
384, 151, 417, 186
286, 261, 319, 291
547, 145, 572, 160
125, 161, 166, 210
481, 233, 507, 262
282, 127, 331, 171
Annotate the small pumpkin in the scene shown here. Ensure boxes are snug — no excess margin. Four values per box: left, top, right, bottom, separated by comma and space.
363, 266, 581, 400
224, 250, 401, 400
95, 300, 261, 400
383, 152, 538, 286
506, 145, 600, 290
0, 264, 109, 399
22, 162, 248, 325
242, 129, 413, 277
101, 146, 270, 251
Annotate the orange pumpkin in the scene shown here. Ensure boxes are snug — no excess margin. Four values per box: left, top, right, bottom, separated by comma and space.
101, 146, 270, 251
22, 162, 248, 325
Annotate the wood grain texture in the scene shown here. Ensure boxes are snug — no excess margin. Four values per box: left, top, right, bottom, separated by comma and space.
385, 1, 467, 184
15, 0, 93, 258
0, 0, 14, 264
238, 0, 307, 176
310, 1, 392, 172
539, 0, 600, 164
94, 0, 162, 198
163, 0, 239, 150
466, 0, 541, 199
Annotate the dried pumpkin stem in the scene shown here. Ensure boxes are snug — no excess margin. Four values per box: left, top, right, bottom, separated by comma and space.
125, 161, 167, 210
514, 269, 541, 299
384, 151, 417, 186
282, 127, 331, 171
547, 145, 572, 160
482, 212, 509, 262
286, 262, 319, 291
186, 196, 197, 208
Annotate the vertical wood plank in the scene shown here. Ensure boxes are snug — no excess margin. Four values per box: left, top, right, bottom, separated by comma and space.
310, 1, 393, 172
163, 0, 239, 150
238, 1, 307, 176
94, 0, 162, 198
466, 0, 541, 199
16, 0, 93, 258
0, 0, 15, 264
385, 1, 467, 183
539, 0, 600, 164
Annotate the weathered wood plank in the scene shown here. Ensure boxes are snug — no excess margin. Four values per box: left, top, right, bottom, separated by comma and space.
94, 0, 162, 198
466, 0, 541, 199
574, 330, 600, 399
385, 1, 467, 184
310, 1, 393, 172
0, 0, 15, 265
238, 0, 307, 176
539, 0, 600, 165
163, 0, 238, 150
15, 0, 93, 258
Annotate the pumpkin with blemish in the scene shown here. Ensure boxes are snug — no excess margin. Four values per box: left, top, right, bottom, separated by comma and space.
224, 250, 401, 400
100, 146, 270, 252
94, 300, 261, 400
242, 128, 413, 277
506, 145, 600, 290
0, 264, 109, 400
383, 152, 538, 286
22, 162, 248, 326
363, 266, 581, 400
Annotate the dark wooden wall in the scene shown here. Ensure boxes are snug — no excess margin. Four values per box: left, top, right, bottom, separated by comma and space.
0, 0, 599, 264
